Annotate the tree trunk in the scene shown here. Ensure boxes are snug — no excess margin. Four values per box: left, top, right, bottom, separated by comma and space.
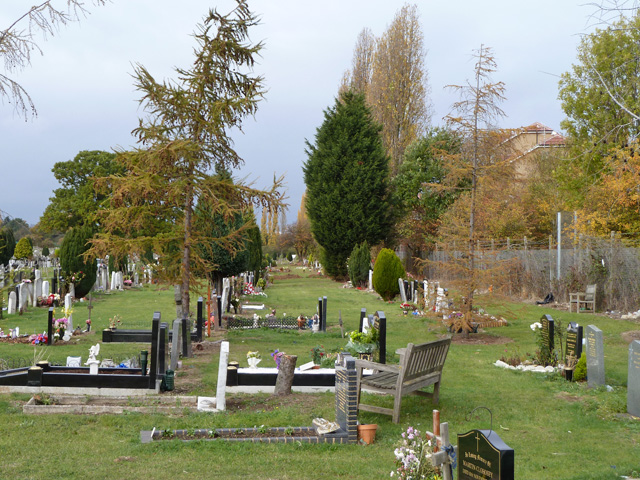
274, 354, 297, 396
181, 187, 193, 320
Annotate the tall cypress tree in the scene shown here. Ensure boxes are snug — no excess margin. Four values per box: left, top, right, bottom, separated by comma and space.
303, 91, 391, 278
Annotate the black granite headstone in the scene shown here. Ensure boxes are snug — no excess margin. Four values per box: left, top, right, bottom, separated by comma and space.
196, 297, 203, 342
565, 322, 583, 363
458, 429, 514, 480
47, 307, 54, 345
359, 308, 366, 333
149, 312, 161, 387
540, 314, 554, 352
322, 296, 327, 332
375, 311, 387, 364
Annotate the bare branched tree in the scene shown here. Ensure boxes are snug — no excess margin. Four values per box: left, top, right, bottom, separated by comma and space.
0, 1, 106, 120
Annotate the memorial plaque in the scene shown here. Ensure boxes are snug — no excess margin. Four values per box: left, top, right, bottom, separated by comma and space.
458, 429, 514, 480
540, 314, 554, 353
586, 325, 605, 387
565, 323, 583, 363
628, 340, 640, 417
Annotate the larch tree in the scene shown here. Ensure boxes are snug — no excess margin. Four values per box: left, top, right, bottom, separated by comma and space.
303, 91, 392, 278
1, 1, 105, 119
89, 1, 284, 319
435, 45, 512, 329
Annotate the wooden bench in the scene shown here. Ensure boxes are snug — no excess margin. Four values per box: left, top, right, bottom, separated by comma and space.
355, 337, 451, 424
569, 284, 596, 313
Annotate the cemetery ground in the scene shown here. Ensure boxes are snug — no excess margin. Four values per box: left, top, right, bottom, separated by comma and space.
0, 268, 639, 479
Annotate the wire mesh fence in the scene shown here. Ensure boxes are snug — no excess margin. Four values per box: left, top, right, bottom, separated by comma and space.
426, 233, 640, 312
225, 315, 311, 330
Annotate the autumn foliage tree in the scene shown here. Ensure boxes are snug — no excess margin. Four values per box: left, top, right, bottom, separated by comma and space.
428, 46, 518, 330
342, 4, 431, 175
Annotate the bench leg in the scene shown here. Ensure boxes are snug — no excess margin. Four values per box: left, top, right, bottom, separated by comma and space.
433, 380, 440, 404
392, 394, 403, 424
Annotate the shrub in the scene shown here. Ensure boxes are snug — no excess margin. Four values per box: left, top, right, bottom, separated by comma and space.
42, 246, 50, 257
372, 248, 405, 301
14, 237, 33, 260
573, 352, 587, 381
348, 241, 370, 288
59, 225, 97, 298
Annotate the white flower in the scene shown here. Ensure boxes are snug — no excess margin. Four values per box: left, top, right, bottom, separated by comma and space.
530, 322, 542, 331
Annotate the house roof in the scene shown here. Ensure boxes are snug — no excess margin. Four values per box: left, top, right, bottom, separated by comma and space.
523, 122, 555, 133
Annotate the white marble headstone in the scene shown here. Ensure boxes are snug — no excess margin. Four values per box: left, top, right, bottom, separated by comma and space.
64, 293, 74, 332
42, 280, 50, 297
216, 341, 229, 411
8, 291, 16, 314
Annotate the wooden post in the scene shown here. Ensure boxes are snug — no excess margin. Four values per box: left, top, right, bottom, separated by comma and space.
339, 310, 344, 338
274, 354, 298, 396
426, 411, 457, 480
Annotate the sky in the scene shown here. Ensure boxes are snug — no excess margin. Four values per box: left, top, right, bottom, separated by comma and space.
0, 0, 601, 227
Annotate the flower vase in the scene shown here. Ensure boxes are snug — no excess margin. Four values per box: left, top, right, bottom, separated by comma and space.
247, 357, 261, 369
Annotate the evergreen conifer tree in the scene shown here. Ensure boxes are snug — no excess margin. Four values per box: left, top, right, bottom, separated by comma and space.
303, 91, 391, 278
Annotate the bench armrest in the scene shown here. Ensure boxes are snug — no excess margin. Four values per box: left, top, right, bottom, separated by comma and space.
355, 359, 400, 374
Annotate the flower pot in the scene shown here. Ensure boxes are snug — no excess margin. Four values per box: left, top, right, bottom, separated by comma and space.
357, 424, 378, 445
247, 357, 261, 369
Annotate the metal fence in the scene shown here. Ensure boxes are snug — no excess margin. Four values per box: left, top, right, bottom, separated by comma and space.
426, 234, 640, 312
225, 315, 310, 330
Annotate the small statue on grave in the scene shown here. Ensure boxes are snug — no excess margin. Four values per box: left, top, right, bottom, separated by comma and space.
87, 343, 100, 363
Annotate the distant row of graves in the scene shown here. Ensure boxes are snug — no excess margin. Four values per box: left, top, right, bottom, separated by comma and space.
539, 314, 639, 418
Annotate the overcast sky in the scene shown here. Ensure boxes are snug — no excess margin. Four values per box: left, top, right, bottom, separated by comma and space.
1, 1, 599, 227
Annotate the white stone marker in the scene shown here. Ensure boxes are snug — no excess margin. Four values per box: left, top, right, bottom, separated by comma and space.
216, 341, 229, 411
7, 291, 16, 314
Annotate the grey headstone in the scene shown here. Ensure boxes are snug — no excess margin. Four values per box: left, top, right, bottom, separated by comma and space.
34, 278, 43, 305
69, 282, 75, 299
398, 278, 407, 302
35, 269, 41, 280
586, 325, 605, 387
8, 291, 16, 314
170, 319, 181, 371
42, 280, 50, 297
628, 340, 640, 417
368, 269, 373, 291
18, 283, 29, 311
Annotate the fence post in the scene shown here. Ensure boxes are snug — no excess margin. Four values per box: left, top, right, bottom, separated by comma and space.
557, 212, 562, 282
549, 235, 553, 291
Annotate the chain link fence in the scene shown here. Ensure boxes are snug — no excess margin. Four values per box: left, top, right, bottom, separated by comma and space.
426, 234, 640, 312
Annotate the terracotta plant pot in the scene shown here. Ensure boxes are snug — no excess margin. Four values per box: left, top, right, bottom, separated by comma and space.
357, 424, 378, 445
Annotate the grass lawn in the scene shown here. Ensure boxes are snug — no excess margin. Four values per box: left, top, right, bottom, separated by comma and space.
0, 265, 639, 479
